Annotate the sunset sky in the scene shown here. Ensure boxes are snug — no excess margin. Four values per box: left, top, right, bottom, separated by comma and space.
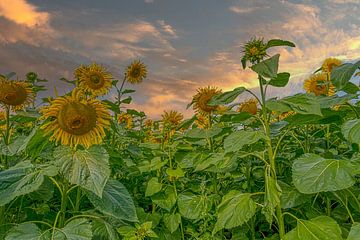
0, 0, 359, 118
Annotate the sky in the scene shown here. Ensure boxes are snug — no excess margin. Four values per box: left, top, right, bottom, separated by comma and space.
0, 0, 359, 118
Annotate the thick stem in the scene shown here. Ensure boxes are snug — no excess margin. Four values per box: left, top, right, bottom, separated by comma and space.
58, 181, 69, 228
74, 187, 82, 212
258, 76, 286, 239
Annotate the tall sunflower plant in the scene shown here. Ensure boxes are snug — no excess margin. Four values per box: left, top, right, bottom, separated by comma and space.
202, 38, 360, 239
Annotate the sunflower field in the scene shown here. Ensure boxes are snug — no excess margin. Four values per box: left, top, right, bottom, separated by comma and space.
0, 38, 360, 240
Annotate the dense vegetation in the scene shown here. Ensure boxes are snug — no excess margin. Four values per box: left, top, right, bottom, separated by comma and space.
0, 38, 360, 240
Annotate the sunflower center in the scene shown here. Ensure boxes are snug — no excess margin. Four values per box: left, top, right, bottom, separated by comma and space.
88, 73, 104, 89
249, 47, 259, 56
58, 102, 97, 135
0, 84, 28, 106
130, 68, 141, 78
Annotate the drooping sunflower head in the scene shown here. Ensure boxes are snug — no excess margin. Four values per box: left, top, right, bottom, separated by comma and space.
161, 110, 183, 127
40, 90, 111, 149
192, 86, 222, 115
243, 38, 268, 64
117, 112, 133, 129
125, 60, 147, 84
304, 73, 335, 96
322, 58, 342, 73
0, 79, 34, 111
76, 63, 113, 97
237, 98, 258, 115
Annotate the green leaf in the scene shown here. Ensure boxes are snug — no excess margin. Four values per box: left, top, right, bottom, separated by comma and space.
347, 223, 360, 240
224, 130, 266, 153
163, 213, 181, 233
262, 166, 281, 225
251, 54, 280, 79
54, 145, 110, 197
152, 186, 177, 211
278, 181, 311, 209
0, 161, 57, 206
213, 191, 257, 235
92, 219, 118, 240
208, 87, 246, 105
54, 218, 93, 240
266, 39, 296, 48
292, 154, 355, 194
166, 167, 185, 178
267, 94, 322, 116
121, 96, 132, 104
284, 216, 342, 240
5, 223, 50, 240
342, 82, 359, 94
241, 57, 247, 69
102, 100, 120, 114
86, 179, 138, 222
268, 72, 290, 87
342, 119, 360, 144
185, 126, 222, 139
145, 177, 162, 197
138, 157, 166, 173
178, 193, 208, 219
331, 60, 360, 90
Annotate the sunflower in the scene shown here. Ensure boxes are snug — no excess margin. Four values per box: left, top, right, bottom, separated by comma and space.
304, 73, 335, 96
144, 119, 154, 129
322, 58, 342, 73
0, 79, 34, 111
194, 114, 210, 129
117, 112, 133, 129
161, 110, 183, 127
40, 90, 110, 149
271, 111, 295, 123
192, 86, 222, 115
243, 38, 268, 64
76, 63, 113, 97
125, 60, 147, 84
238, 98, 258, 115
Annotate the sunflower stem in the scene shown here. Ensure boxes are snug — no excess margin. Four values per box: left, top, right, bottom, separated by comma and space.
258, 75, 286, 239
74, 187, 82, 212
58, 180, 69, 228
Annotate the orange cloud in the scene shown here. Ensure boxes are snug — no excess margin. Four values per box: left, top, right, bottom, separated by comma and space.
0, 0, 49, 27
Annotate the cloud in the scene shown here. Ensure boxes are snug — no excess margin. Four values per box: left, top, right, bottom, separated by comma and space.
229, 6, 267, 14
157, 20, 178, 38
0, 0, 49, 28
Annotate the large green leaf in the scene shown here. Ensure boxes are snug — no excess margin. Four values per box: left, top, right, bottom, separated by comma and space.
54, 145, 110, 197
347, 223, 360, 240
0, 161, 57, 206
267, 94, 322, 116
251, 54, 280, 79
54, 218, 93, 240
278, 181, 311, 209
145, 177, 162, 197
284, 216, 343, 240
342, 119, 360, 144
208, 87, 246, 105
331, 60, 360, 90
292, 154, 355, 194
163, 213, 181, 233
262, 167, 281, 225
86, 179, 137, 222
268, 72, 290, 87
185, 126, 222, 139
5, 223, 50, 240
151, 186, 177, 211
177, 193, 208, 219
266, 39, 296, 48
213, 191, 257, 235
224, 130, 266, 153
92, 219, 118, 240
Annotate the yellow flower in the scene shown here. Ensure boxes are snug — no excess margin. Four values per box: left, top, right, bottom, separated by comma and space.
0, 79, 34, 111
125, 60, 147, 84
271, 111, 295, 123
238, 98, 258, 115
192, 86, 222, 115
322, 58, 342, 73
117, 112, 133, 129
76, 63, 113, 97
243, 38, 268, 64
194, 114, 210, 129
0, 111, 5, 121
144, 119, 154, 128
304, 73, 335, 96
40, 90, 110, 149
161, 110, 183, 127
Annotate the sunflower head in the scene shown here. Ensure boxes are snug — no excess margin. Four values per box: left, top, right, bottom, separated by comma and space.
125, 60, 147, 84
271, 111, 295, 123
304, 73, 335, 96
194, 114, 210, 129
76, 63, 113, 97
322, 58, 342, 73
117, 112, 133, 129
243, 38, 268, 64
40, 90, 110, 149
144, 119, 154, 129
161, 110, 183, 128
0, 110, 5, 121
237, 98, 258, 115
0, 80, 34, 111
192, 86, 222, 115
